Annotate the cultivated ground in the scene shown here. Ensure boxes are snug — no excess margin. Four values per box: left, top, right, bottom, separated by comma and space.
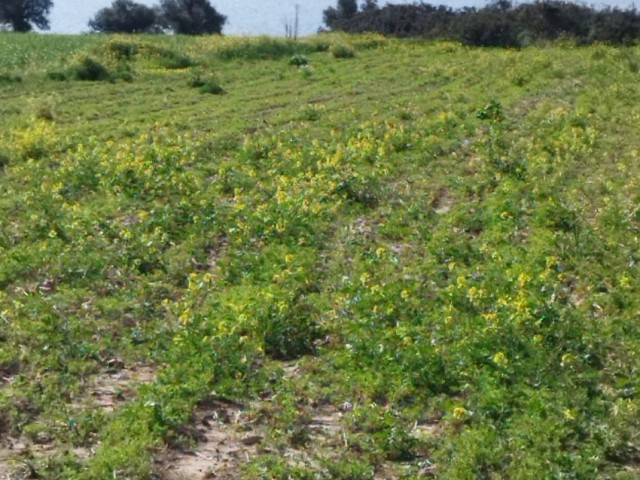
0, 33, 639, 478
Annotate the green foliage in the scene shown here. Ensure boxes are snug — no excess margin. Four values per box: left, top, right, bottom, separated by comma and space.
88, 0, 159, 34
289, 54, 309, 66
0, 0, 53, 32
261, 299, 322, 360
216, 37, 325, 61
476, 99, 504, 122
1, 33, 640, 480
159, 0, 226, 35
106, 41, 139, 60
0, 73, 22, 84
323, 0, 640, 46
331, 43, 356, 58
188, 71, 225, 94
72, 57, 112, 81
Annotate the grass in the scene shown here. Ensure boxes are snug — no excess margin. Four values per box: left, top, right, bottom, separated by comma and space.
0, 32, 640, 479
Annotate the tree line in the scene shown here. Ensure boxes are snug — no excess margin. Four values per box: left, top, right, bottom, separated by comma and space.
0, 0, 226, 34
323, 0, 640, 46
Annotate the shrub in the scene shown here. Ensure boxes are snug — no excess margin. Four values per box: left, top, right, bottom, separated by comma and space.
301, 105, 321, 121
477, 99, 504, 122
199, 78, 225, 95
161, 53, 195, 70
331, 43, 355, 58
289, 54, 308, 66
261, 300, 322, 360
0, 151, 9, 170
216, 38, 328, 61
47, 71, 68, 81
188, 71, 225, 94
73, 57, 112, 81
0, 73, 22, 85
107, 41, 139, 60
218, 37, 299, 61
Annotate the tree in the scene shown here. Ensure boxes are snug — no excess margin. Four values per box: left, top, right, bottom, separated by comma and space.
323, 0, 358, 29
89, 0, 159, 33
361, 0, 378, 13
338, 0, 358, 19
0, 0, 53, 32
159, 0, 226, 35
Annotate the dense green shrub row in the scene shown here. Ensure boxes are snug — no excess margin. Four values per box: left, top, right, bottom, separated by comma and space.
324, 0, 640, 46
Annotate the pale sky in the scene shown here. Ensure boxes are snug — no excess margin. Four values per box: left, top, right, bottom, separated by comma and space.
49, 0, 637, 35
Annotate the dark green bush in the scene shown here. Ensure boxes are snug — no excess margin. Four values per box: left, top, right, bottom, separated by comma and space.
73, 57, 112, 81
188, 72, 225, 95
199, 79, 225, 95
107, 41, 139, 60
289, 54, 309, 66
0, 74, 22, 85
0, 151, 9, 170
47, 71, 68, 81
331, 44, 356, 58
322, 0, 640, 46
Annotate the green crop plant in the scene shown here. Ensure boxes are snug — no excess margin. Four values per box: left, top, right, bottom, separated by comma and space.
0, 32, 639, 479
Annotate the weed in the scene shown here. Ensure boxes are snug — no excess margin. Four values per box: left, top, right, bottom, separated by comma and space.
216, 37, 327, 61
162, 53, 195, 70
47, 71, 68, 81
106, 41, 139, 61
301, 105, 321, 121
289, 54, 309, 66
188, 71, 225, 95
200, 79, 225, 95
261, 299, 322, 360
300, 64, 314, 79
72, 57, 111, 82
1, 34, 639, 480
476, 99, 504, 121
0, 73, 22, 84
331, 43, 356, 58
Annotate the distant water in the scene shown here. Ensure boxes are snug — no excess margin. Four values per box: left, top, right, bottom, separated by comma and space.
48, 0, 635, 35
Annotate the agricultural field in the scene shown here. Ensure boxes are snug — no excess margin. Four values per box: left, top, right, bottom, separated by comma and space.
0, 32, 639, 479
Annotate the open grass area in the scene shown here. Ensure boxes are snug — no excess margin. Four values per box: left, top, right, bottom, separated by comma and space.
1, 32, 640, 479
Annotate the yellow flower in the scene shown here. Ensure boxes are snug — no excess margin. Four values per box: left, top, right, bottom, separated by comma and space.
492, 351, 508, 366
561, 353, 574, 367
453, 407, 468, 419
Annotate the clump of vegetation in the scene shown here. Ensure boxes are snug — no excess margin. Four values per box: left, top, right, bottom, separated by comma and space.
46, 70, 68, 81
261, 300, 322, 360
289, 54, 309, 66
2, 33, 640, 480
323, 0, 640, 46
216, 37, 328, 61
72, 56, 112, 81
188, 71, 225, 94
136, 44, 195, 69
106, 40, 139, 60
161, 52, 196, 70
0, 73, 22, 85
331, 43, 356, 58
